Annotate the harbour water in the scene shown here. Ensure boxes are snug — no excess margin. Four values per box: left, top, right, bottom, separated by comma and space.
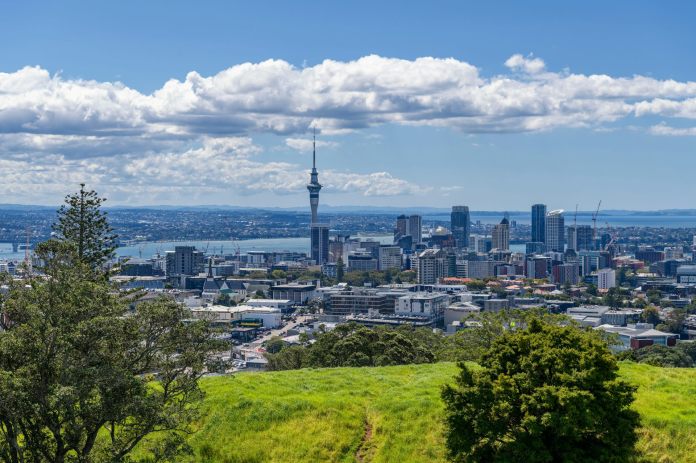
0, 235, 394, 261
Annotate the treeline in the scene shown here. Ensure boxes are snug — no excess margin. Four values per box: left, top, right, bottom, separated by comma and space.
265, 310, 567, 371
618, 342, 696, 367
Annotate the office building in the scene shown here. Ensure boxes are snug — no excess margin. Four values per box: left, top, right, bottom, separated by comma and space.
378, 245, 402, 271
451, 206, 470, 249
492, 217, 510, 250
531, 204, 546, 243
310, 224, 330, 264
347, 252, 378, 272
545, 209, 565, 252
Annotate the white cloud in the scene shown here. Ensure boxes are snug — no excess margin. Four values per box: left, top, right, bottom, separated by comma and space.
285, 137, 338, 152
2, 54, 696, 202
649, 123, 696, 136
504, 54, 546, 74
3, 54, 696, 142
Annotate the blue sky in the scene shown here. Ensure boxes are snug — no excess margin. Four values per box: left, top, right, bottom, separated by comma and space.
1, 1, 695, 210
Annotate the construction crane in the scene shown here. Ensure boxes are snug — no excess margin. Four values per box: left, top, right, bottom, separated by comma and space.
592, 200, 602, 246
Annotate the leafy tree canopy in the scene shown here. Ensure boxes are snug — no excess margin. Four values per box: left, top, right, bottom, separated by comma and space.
442, 319, 639, 463
0, 241, 219, 463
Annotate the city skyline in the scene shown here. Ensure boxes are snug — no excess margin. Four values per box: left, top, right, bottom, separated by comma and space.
1, 1, 695, 209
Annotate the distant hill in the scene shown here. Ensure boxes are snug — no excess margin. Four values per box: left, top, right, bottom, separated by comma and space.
133, 362, 696, 462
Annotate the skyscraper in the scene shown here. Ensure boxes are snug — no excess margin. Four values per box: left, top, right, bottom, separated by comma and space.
451, 206, 470, 249
531, 204, 546, 243
394, 214, 422, 247
545, 209, 565, 252
492, 217, 510, 251
307, 131, 329, 263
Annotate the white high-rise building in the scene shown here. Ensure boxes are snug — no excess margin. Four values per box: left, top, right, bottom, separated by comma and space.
492, 218, 510, 251
545, 210, 565, 252
597, 268, 616, 290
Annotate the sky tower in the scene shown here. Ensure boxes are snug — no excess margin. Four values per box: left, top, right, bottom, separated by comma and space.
307, 129, 329, 263
307, 129, 322, 223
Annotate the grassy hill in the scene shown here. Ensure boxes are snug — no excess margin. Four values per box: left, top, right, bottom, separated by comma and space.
141, 362, 696, 463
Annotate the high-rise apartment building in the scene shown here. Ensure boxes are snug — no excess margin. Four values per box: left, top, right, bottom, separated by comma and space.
492, 217, 510, 251
545, 209, 565, 252
415, 248, 447, 284
450, 206, 470, 249
597, 268, 616, 290
531, 204, 547, 244
165, 246, 204, 277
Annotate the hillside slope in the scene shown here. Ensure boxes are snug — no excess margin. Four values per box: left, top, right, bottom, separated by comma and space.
142, 362, 696, 463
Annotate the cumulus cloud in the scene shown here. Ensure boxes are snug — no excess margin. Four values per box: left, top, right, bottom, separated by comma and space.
2, 54, 696, 202
504, 54, 546, 74
3, 54, 696, 141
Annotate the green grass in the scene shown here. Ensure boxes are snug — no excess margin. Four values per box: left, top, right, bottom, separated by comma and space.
139, 362, 696, 463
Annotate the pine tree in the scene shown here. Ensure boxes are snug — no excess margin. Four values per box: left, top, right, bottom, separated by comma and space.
53, 184, 117, 270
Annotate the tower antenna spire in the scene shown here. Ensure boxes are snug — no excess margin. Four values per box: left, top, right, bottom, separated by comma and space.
312, 127, 316, 170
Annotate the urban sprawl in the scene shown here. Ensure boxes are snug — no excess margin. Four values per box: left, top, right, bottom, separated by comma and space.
2, 142, 695, 370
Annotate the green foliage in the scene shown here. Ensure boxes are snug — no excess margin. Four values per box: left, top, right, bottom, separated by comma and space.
265, 323, 443, 370
336, 257, 345, 281
0, 241, 219, 463
397, 269, 416, 283
618, 343, 695, 368
657, 308, 686, 334
53, 184, 117, 271
442, 320, 640, 462
445, 309, 570, 363
270, 269, 287, 280
585, 283, 598, 296
264, 336, 286, 354
640, 305, 661, 325
464, 279, 487, 291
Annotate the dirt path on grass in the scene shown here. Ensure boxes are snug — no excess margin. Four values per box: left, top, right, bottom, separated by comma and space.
356, 416, 374, 463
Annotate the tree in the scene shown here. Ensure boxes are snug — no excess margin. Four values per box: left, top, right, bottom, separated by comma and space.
0, 241, 219, 463
53, 184, 117, 271
618, 344, 694, 368
641, 305, 661, 326
442, 319, 639, 462
270, 269, 287, 280
336, 257, 345, 281
585, 283, 598, 296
